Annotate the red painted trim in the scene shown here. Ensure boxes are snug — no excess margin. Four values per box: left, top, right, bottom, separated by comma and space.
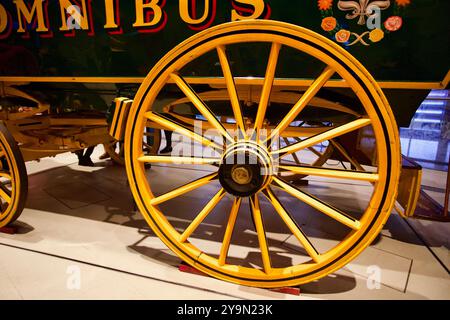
187, 0, 217, 32
61, 0, 95, 38
136, 0, 168, 34
18, 0, 52, 39
231, 0, 271, 20
107, 0, 123, 35
0, 10, 13, 40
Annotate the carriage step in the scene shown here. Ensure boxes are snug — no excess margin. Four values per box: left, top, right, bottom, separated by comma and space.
396, 156, 422, 218
396, 155, 449, 221
178, 262, 301, 296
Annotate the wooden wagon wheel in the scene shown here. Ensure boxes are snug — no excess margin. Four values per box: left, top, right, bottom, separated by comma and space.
104, 126, 161, 165
0, 122, 28, 228
124, 20, 400, 288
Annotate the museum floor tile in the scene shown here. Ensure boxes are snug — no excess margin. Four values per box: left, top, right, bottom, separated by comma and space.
0, 147, 448, 300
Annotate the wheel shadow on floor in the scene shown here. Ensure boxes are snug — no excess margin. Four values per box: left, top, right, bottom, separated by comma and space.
24, 161, 419, 247
7, 221, 34, 234
127, 231, 358, 295
20, 162, 424, 295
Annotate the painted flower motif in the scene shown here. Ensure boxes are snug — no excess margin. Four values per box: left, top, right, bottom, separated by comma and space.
321, 17, 337, 32
369, 28, 385, 42
395, 0, 411, 7
335, 29, 351, 43
384, 16, 403, 31
318, 0, 333, 10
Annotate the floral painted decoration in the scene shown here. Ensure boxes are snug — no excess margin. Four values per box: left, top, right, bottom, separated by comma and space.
335, 29, 351, 43
384, 16, 403, 31
318, 0, 333, 10
321, 17, 337, 31
369, 29, 385, 42
317, 0, 411, 46
395, 0, 410, 7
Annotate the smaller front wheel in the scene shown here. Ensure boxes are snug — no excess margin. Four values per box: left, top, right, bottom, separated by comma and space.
0, 122, 28, 228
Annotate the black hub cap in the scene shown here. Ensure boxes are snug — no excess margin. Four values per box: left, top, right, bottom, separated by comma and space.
218, 142, 272, 197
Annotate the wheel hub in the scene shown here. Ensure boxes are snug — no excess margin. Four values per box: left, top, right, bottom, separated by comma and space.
219, 141, 273, 197
231, 166, 253, 185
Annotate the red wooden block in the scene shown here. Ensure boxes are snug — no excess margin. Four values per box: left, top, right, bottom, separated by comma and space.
178, 263, 207, 277
0, 226, 17, 234
178, 262, 301, 295
270, 286, 301, 296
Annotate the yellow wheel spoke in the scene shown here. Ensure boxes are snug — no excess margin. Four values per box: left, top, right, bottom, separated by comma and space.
0, 186, 11, 203
253, 42, 282, 133
250, 195, 272, 274
0, 172, 12, 180
308, 146, 323, 158
265, 67, 335, 142
180, 188, 226, 242
145, 112, 222, 151
170, 73, 234, 143
273, 177, 361, 230
218, 197, 241, 266
138, 156, 220, 165
272, 118, 371, 157
282, 138, 302, 164
279, 165, 379, 182
263, 187, 321, 263
330, 140, 365, 171
150, 173, 217, 206
216, 46, 246, 138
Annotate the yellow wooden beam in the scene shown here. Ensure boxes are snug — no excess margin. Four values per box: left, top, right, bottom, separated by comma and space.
1, 73, 449, 90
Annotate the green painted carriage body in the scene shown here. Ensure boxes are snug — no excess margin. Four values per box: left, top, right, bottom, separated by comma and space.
0, 0, 448, 125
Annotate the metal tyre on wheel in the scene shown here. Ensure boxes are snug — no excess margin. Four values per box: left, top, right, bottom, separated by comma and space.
0, 122, 28, 228
124, 20, 400, 288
